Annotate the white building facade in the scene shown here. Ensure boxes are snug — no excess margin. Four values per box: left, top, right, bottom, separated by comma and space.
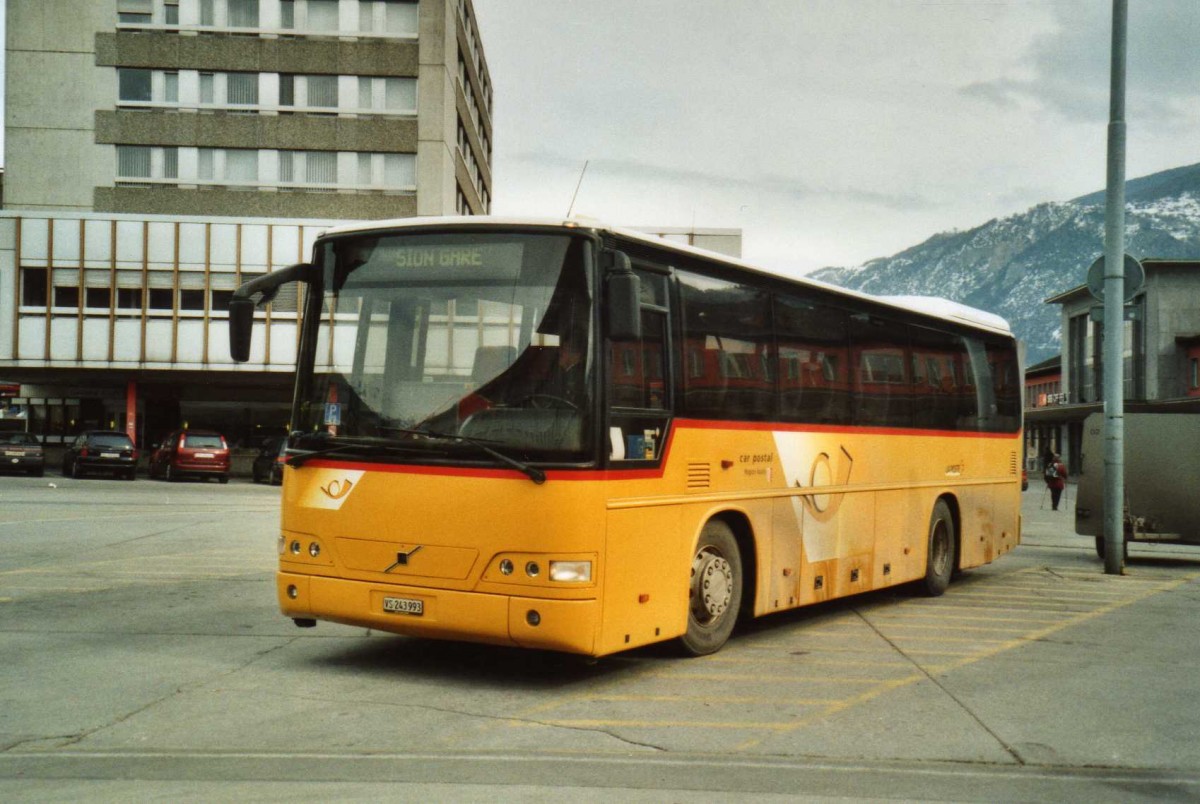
2, 0, 494, 449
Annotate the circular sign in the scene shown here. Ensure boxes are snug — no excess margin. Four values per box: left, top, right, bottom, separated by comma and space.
1086, 254, 1145, 302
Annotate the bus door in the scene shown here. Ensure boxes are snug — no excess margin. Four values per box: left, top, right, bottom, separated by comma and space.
598, 263, 681, 652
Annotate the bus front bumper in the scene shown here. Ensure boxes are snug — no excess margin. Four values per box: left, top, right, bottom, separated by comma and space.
278, 572, 600, 656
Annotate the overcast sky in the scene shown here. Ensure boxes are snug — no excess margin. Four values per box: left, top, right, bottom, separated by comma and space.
472, 1, 1200, 276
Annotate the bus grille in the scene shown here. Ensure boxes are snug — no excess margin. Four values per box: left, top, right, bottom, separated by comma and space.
1010, 452, 1018, 475
687, 462, 711, 489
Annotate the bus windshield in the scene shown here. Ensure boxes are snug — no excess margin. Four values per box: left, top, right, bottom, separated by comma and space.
294, 232, 594, 465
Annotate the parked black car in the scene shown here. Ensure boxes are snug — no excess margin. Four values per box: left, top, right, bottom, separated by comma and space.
61, 431, 138, 480
0, 431, 44, 477
251, 436, 287, 486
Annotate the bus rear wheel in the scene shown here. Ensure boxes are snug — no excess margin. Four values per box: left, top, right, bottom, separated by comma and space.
922, 499, 956, 596
680, 519, 743, 656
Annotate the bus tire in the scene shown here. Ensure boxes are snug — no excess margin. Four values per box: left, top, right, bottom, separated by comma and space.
922, 499, 956, 596
680, 519, 743, 656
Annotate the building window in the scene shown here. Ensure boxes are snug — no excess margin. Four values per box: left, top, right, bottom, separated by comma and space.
53, 286, 80, 309
224, 150, 259, 182
357, 76, 417, 114
180, 289, 206, 311
280, 150, 338, 186
116, 146, 178, 183
211, 290, 234, 313
196, 148, 259, 184
307, 75, 338, 108
227, 72, 259, 105
164, 71, 179, 103
163, 147, 179, 179
118, 69, 152, 102
200, 0, 215, 25
352, 152, 415, 189
278, 75, 295, 107
117, 0, 152, 24
164, 1, 180, 24
117, 146, 152, 179
199, 73, 215, 104
117, 288, 143, 310
228, 0, 260, 28
21, 268, 48, 307
148, 289, 174, 310
306, 0, 339, 31
280, 0, 296, 27
279, 74, 337, 110
85, 287, 113, 310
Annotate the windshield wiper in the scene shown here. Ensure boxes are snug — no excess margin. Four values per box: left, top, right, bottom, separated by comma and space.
286, 436, 418, 468
378, 427, 546, 485
289, 430, 546, 485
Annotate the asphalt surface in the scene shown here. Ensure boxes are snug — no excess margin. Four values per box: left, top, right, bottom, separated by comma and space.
1, 473, 1199, 801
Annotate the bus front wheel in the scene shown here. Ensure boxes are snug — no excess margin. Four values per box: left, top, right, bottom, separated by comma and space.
680, 519, 743, 656
922, 500, 956, 596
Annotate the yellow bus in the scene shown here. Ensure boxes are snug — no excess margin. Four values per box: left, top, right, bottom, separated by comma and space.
230, 217, 1022, 657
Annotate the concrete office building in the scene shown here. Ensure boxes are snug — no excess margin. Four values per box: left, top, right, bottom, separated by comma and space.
5, 0, 493, 219
1, 0, 494, 447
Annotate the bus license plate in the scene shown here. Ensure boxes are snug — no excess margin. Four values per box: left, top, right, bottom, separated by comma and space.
383, 596, 423, 616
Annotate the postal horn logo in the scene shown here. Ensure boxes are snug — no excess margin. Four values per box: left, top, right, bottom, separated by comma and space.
320, 478, 354, 500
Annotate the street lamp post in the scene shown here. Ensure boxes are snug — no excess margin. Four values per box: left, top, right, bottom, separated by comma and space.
1102, 0, 1128, 575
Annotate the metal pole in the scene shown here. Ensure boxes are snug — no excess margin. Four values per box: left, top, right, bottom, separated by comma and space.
1102, 0, 1127, 574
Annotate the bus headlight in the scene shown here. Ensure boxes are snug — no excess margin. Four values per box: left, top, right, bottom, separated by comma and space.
549, 560, 592, 583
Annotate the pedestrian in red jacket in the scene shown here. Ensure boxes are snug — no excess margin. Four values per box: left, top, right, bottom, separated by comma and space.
1044, 453, 1067, 511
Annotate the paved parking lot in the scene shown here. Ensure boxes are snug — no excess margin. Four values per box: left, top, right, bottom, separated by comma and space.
2, 473, 1200, 800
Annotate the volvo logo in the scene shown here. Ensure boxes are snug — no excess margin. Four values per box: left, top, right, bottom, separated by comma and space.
384, 546, 423, 573
320, 478, 354, 500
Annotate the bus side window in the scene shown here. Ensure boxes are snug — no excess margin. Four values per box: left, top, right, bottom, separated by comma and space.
608, 269, 670, 461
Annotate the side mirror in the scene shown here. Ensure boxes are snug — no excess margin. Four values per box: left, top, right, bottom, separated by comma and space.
605, 251, 641, 340
227, 262, 314, 363
229, 298, 256, 362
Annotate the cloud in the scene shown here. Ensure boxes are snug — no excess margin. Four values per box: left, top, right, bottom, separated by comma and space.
505, 150, 939, 212
963, 2, 1200, 126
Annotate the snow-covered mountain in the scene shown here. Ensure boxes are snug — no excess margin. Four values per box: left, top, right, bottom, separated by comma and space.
809, 162, 1200, 363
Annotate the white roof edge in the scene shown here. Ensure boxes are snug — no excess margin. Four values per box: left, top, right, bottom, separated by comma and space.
317, 217, 1015, 336
876, 296, 1013, 334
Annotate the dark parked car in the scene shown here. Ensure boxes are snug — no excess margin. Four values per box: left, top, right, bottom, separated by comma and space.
1, 431, 44, 477
252, 436, 287, 486
150, 430, 231, 483
62, 431, 137, 480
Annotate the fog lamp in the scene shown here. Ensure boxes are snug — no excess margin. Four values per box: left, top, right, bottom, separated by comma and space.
525, 561, 540, 577
308, 542, 320, 558
499, 559, 514, 575
287, 585, 299, 599
526, 610, 541, 626
290, 540, 301, 555
549, 560, 592, 582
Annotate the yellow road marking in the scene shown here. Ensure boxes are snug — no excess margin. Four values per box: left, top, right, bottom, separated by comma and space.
733, 572, 1198, 750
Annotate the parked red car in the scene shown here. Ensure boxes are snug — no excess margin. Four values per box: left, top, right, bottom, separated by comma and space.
149, 430, 231, 483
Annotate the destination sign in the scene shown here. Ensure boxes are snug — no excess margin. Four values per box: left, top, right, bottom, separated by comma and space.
349, 242, 525, 284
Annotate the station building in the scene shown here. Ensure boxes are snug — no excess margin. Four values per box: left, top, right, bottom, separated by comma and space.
1025, 259, 1200, 474
1, 0, 495, 447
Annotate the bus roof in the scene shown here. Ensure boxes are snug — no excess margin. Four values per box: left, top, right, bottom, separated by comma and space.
316, 215, 1014, 337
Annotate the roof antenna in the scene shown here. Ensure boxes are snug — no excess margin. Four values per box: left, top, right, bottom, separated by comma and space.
566, 160, 589, 218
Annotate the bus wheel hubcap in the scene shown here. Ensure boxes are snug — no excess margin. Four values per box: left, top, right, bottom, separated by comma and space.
691, 549, 733, 624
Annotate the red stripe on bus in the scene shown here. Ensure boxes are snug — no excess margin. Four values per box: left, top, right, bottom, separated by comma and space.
297, 419, 1016, 480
